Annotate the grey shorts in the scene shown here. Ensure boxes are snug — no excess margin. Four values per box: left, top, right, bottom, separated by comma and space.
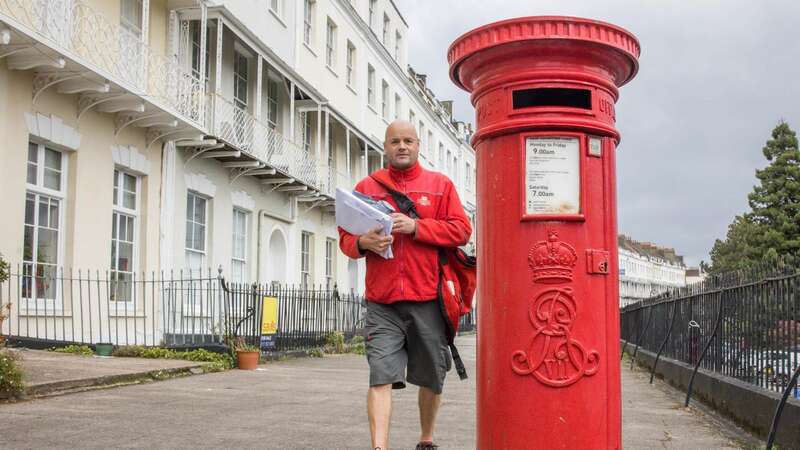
365, 300, 452, 394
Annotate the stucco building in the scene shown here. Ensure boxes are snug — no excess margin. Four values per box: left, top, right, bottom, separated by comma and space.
618, 235, 687, 307
0, 0, 476, 343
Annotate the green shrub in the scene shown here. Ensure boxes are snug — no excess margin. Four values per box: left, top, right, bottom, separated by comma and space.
0, 349, 24, 397
325, 331, 346, 354
52, 345, 93, 356
348, 335, 366, 355
307, 347, 325, 358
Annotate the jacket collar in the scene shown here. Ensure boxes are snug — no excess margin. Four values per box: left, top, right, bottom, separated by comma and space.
388, 161, 422, 183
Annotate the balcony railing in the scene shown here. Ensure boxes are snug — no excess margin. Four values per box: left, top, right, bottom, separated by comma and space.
0, 0, 205, 127
208, 93, 323, 191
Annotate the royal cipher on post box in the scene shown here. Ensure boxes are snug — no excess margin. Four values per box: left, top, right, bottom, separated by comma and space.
448, 16, 640, 449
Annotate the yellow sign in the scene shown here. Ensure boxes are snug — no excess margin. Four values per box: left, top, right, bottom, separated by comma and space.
261, 296, 278, 335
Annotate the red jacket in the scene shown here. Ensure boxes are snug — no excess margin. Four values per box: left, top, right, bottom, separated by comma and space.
338, 162, 472, 303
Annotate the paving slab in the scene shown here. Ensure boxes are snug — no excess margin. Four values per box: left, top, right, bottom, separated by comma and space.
0, 336, 761, 449
5, 347, 203, 398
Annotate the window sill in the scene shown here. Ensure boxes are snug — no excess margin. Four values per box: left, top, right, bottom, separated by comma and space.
303, 42, 317, 57
346, 84, 358, 96
269, 9, 287, 27
326, 65, 338, 78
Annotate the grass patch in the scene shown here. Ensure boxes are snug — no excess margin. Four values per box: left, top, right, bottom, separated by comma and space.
0, 349, 24, 398
112, 346, 233, 370
52, 345, 94, 356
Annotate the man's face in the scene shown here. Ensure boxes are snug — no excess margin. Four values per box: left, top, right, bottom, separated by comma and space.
384, 123, 419, 170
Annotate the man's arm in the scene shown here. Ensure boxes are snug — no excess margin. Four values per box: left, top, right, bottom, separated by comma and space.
414, 179, 472, 247
338, 226, 365, 259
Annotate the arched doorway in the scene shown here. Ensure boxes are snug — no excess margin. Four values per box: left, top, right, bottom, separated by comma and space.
267, 228, 287, 286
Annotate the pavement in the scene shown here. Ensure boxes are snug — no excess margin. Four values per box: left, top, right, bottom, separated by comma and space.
4, 347, 204, 398
0, 336, 761, 449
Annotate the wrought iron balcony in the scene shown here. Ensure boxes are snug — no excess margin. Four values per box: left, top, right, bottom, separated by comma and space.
0, 0, 205, 128
207, 93, 322, 191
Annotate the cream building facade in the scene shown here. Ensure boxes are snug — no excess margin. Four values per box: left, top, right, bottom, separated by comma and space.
618, 235, 687, 307
0, 0, 476, 343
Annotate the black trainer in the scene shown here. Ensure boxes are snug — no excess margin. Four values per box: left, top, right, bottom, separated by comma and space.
415, 442, 439, 450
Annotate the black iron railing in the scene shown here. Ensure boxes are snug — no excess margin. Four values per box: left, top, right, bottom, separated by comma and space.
220, 280, 365, 352
621, 261, 800, 448
0, 265, 225, 347
621, 263, 800, 396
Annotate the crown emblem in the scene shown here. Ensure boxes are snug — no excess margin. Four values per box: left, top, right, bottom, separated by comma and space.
528, 231, 577, 284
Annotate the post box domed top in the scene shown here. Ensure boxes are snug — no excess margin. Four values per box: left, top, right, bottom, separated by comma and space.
448, 16, 640, 92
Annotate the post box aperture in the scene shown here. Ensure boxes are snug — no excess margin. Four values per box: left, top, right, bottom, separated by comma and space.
448, 16, 640, 450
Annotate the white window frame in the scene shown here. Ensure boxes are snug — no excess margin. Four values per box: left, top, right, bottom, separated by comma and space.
367, 64, 376, 108
266, 76, 279, 130
300, 112, 312, 153
382, 14, 390, 46
233, 51, 249, 110
120, 0, 143, 38
301, 231, 313, 288
368, 0, 376, 29
303, 0, 316, 46
185, 192, 209, 276
23, 141, 67, 309
325, 18, 337, 69
190, 21, 210, 86
110, 169, 140, 305
394, 31, 402, 60
346, 40, 356, 88
466, 161, 473, 192
325, 238, 336, 289
231, 208, 249, 284
381, 80, 389, 119
394, 94, 401, 120
269, 0, 281, 17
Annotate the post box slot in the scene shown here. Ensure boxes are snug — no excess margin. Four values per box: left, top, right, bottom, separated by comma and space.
512, 88, 592, 110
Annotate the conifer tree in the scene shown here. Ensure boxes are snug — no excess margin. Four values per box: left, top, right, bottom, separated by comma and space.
747, 121, 800, 257
710, 121, 800, 273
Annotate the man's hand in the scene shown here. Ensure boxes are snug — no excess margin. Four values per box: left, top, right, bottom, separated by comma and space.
390, 213, 417, 235
358, 226, 394, 254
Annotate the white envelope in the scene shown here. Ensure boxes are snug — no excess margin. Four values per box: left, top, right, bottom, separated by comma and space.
335, 188, 394, 259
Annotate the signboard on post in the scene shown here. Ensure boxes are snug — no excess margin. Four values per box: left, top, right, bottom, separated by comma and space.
260, 296, 278, 350
524, 136, 580, 215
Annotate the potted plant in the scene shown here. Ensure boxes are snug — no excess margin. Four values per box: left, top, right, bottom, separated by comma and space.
234, 337, 260, 370
94, 342, 114, 357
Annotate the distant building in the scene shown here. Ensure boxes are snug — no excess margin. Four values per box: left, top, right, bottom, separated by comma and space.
618, 235, 687, 307
685, 267, 708, 285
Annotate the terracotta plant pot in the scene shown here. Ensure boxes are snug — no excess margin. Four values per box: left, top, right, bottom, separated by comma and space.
236, 350, 260, 370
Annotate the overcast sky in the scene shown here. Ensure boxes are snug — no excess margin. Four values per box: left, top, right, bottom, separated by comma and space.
397, 0, 800, 266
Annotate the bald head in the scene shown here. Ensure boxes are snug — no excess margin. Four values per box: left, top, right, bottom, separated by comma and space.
384, 120, 418, 142
383, 120, 420, 170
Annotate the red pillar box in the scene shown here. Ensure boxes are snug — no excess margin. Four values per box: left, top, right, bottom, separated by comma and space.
448, 17, 640, 449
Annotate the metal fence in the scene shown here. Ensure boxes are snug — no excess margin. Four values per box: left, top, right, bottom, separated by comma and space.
621, 262, 800, 397
221, 280, 365, 351
0, 264, 479, 353
0, 265, 225, 347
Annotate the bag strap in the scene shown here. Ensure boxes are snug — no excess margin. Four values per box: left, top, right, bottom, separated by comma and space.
369, 172, 419, 219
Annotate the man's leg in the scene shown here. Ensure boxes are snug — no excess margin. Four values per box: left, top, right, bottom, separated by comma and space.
418, 386, 442, 443
368, 384, 393, 449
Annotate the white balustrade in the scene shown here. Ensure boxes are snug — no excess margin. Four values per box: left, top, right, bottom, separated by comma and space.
0, 0, 205, 127
207, 93, 323, 191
